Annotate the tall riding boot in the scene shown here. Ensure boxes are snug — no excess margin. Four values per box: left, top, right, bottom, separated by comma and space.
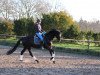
40, 41, 44, 49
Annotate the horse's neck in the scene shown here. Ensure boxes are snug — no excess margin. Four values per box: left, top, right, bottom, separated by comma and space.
45, 33, 54, 41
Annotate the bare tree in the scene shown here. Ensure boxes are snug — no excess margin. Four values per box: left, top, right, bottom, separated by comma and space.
0, 0, 66, 20
0, 0, 52, 20
16, 0, 51, 19
0, 0, 15, 20
46, 0, 65, 12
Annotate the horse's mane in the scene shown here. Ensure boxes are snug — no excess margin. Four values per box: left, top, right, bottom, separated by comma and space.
44, 29, 60, 41
46, 29, 60, 35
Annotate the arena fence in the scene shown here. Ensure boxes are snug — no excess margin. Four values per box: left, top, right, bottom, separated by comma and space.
0, 34, 100, 50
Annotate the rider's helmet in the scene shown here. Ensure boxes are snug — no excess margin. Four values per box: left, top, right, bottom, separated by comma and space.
36, 19, 41, 23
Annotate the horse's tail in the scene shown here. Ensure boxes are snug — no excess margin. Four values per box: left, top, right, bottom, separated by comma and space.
6, 38, 22, 55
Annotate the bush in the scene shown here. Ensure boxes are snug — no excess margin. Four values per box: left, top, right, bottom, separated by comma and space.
86, 31, 94, 40
14, 18, 34, 36
42, 11, 74, 31
76, 31, 86, 40
92, 33, 100, 46
0, 20, 13, 34
63, 24, 80, 39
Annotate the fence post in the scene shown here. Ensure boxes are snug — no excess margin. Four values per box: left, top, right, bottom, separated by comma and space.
87, 36, 90, 49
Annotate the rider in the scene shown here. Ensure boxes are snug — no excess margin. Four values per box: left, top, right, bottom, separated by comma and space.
34, 19, 44, 45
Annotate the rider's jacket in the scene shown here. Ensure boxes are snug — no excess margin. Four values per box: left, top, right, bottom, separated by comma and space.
34, 23, 42, 33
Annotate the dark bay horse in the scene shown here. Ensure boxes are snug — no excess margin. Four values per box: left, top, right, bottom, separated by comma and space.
6, 29, 61, 63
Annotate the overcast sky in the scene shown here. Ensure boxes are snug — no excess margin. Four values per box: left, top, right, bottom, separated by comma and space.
1, 0, 100, 21
59, 0, 100, 21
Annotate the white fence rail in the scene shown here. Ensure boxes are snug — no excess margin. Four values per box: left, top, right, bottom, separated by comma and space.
61, 38, 100, 43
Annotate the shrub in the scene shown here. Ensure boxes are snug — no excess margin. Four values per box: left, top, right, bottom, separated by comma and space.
63, 24, 80, 39
14, 18, 34, 36
0, 20, 13, 34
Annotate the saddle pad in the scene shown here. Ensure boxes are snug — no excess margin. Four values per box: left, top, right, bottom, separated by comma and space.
34, 36, 41, 45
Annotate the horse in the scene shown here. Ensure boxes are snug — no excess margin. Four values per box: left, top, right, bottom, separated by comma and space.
6, 29, 61, 64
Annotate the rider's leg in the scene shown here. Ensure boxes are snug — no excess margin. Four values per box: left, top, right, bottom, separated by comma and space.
36, 32, 44, 49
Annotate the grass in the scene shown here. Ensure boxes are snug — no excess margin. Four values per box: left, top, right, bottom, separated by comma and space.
0, 37, 18, 46
53, 42, 100, 50
53, 42, 100, 56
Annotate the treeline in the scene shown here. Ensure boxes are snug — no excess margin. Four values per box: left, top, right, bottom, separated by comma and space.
0, 11, 75, 36
0, 11, 100, 46
79, 19, 100, 33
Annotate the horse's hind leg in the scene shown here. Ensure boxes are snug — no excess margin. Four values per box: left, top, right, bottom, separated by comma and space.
28, 48, 39, 63
20, 48, 26, 61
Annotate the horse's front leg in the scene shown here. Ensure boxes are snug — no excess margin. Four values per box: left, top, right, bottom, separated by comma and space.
49, 48, 55, 64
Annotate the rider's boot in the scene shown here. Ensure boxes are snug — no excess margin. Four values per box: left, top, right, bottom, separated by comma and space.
40, 41, 44, 49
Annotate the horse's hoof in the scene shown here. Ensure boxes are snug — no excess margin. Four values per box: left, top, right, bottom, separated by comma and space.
50, 57, 53, 60
53, 61, 55, 64
35, 60, 39, 63
19, 60, 23, 62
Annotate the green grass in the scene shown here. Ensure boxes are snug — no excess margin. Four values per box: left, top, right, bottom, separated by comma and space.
53, 42, 100, 50
0, 37, 18, 46
53, 42, 100, 56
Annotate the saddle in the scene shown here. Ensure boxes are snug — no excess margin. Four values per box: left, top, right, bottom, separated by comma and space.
34, 35, 41, 45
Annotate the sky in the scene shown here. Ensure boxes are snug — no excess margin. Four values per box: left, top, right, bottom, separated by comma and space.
59, 0, 100, 21
1, 0, 100, 21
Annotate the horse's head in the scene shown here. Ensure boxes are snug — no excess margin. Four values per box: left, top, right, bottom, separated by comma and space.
51, 29, 61, 42
43, 29, 61, 49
